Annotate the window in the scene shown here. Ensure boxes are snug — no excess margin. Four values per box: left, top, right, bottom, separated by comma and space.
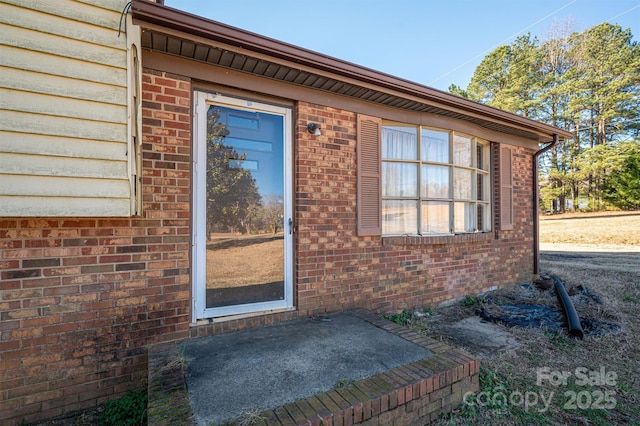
381, 123, 491, 235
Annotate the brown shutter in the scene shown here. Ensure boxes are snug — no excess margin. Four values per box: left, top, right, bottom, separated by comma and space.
500, 146, 514, 230
357, 114, 382, 236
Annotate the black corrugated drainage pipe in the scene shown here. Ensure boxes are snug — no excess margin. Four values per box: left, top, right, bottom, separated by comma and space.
533, 134, 559, 277
552, 275, 584, 339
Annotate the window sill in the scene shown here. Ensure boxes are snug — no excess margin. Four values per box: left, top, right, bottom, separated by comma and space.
382, 232, 495, 246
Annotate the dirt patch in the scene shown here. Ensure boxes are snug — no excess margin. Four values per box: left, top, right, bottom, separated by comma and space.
478, 282, 619, 337
412, 278, 621, 358
402, 211, 640, 424
412, 241, 640, 425
428, 316, 521, 359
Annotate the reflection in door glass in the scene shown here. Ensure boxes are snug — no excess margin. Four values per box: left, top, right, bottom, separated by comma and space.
204, 105, 285, 308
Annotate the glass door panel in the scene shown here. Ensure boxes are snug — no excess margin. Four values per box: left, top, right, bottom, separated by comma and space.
205, 104, 284, 308
193, 92, 292, 319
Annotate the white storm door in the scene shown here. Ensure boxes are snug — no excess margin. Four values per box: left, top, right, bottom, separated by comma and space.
192, 92, 293, 320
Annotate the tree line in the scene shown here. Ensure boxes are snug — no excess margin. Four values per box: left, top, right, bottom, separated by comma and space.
449, 22, 640, 212
206, 107, 283, 238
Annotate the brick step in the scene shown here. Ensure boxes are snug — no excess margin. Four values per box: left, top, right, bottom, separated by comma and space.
147, 343, 195, 426
147, 311, 479, 425
258, 353, 479, 426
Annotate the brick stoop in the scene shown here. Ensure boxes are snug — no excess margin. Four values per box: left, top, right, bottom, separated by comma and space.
260, 310, 481, 426
147, 311, 479, 425
148, 343, 195, 426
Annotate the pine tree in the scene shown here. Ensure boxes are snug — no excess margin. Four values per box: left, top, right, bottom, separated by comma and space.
205, 107, 262, 237
454, 22, 640, 212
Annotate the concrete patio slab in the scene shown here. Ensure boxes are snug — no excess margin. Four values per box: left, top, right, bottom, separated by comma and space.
148, 311, 480, 426
181, 312, 432, 425
430, 316, 520, 358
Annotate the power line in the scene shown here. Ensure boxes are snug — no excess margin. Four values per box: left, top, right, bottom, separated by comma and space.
605, 3, 640, 22
428, 0, 578, 86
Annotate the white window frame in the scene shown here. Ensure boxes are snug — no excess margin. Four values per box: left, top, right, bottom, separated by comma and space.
381, 123, 492, 236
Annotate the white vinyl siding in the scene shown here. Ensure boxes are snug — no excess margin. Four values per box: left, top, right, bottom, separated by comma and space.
0, 0, 140, 217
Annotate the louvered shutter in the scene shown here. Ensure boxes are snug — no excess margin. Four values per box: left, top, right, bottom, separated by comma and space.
357, 115, 382, 236
500, 146, 514, 230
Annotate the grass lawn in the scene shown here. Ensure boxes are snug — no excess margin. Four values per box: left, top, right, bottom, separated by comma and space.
540, 211, 640, 246
421, 212, 640, 425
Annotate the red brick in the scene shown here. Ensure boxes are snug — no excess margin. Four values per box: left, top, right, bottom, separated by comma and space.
12, 330, 45, 346
0, 76, 536, 426
22, 313, 61, 327
153, 77, 177, 88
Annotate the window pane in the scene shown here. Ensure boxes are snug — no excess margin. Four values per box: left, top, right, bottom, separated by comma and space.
421, 129, 449, 163
478, 203, 491, 232
477, 142, 489, 171
421, 165, 450, 198
454, 168, 472, 199
383, 200, 417, 235
477, 172, 489, 201
380, 123, 492, 237
420, 201, 450, 234
382, 162, 417, 197
453, 134, 472, 167
382, 126, 417, 160
454, 202, 476, 233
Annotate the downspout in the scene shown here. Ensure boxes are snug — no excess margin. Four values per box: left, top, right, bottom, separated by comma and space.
533, 134, 559, 277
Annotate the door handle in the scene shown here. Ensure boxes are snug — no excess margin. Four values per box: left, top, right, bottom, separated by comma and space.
288, 218, 293, 234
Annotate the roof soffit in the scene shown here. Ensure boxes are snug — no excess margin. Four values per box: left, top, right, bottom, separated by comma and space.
131, 0, 572, 142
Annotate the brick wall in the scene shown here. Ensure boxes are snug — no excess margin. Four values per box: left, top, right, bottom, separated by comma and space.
0, 70, 192, 425
293, 102, 534, 315
0, 73, 535, 424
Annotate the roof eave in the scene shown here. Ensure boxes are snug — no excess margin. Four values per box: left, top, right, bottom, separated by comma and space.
130, 0, 573, 141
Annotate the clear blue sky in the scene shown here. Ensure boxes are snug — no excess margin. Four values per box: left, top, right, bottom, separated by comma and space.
165, 0, 640, 92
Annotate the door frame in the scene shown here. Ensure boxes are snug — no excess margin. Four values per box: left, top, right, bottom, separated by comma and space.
192, 91, 294, 321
